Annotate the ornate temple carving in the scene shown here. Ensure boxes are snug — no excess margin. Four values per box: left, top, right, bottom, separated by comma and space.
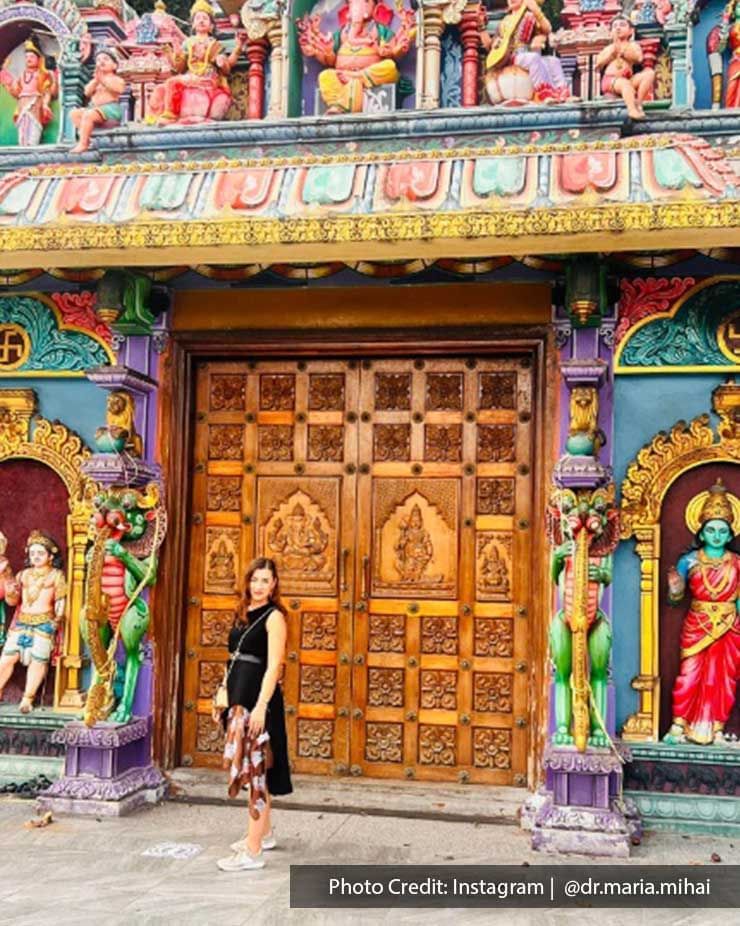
204, 527, 240, 594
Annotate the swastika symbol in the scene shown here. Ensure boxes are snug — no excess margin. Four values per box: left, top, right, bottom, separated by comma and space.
0, 326, 28, 369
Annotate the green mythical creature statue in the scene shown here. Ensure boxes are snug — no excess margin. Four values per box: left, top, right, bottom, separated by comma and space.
81, 484, 166, 726
546, 484, 620, 751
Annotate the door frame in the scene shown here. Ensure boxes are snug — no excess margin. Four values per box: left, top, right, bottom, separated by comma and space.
153, 325, 556, 785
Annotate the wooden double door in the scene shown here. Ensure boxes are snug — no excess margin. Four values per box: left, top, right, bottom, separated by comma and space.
182, 354, 534, 784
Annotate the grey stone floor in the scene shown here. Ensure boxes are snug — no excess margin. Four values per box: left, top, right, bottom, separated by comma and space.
0, 793, 738, 926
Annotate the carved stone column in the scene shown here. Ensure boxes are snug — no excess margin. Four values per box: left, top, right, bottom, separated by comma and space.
459, 3, 484, 107
242, 0, 286, 119
267, 19, 285, 118
246, 38, 269, 120
421, 4, 444, 109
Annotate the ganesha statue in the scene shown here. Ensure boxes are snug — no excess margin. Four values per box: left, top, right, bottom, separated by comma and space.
298, 0, 415, 115
146, 0, 245, 125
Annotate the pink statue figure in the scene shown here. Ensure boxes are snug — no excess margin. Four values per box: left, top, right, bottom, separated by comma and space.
298, 0, 416, 115
482, 0, 573, 106
0, 531, 67, 714
146, 0, 245, 125
663, 481, 740, 746
595, 16, 655, 120
0, 531, 15, 649
70, 49, 126, 154
0, 38, 57, 146
720, 0, 740, 107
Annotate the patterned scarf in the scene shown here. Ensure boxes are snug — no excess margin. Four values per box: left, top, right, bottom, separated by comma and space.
223, 705, 272, 820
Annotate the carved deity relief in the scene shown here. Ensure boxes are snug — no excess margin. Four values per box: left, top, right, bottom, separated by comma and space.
373, 482, 457, 599
204, 527, 240, 594
258, 479, 338, 595
476, 532, 512, 601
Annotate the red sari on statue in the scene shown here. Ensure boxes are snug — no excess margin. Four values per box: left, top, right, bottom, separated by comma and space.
670, 552, 740, 744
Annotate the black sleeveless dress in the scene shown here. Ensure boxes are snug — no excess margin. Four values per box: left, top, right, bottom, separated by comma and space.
226, 602, 293, 796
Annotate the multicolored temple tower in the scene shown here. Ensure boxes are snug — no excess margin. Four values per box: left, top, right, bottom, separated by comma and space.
0, 0, 737, 849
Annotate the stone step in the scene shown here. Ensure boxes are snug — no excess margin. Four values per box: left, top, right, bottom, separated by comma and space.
0, 705, 76, 788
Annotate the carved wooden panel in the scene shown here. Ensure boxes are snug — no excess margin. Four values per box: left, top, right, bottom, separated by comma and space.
208, 425, 243, 460
297, 719, 334, 759
308, 425, 344, 462
477, 425, 516, 463
365, 723, 403, 762
479, 372, 517, 410
476, 532, 512, 602
418, 725, 456, 766
210, 374, 246, 411
207, 476, 242, 511
473, 728, 512, 769
196, 715, 224, 754
476, 478, 515, 516
420, 616, 458, 655
474, 618, 514, 658
198, 661, 224, 698
309, 373, 345, 410
258, 478, 338, 596
374, 373, 411, 410
473, 673, 513, 713
372, 480, 458, 599
373, 424, 410, 462
368, 614, 405, 652
260, 374, 295, 410
300, 665, 336, 704
424, 425, 462, 462
301, 612, 337, 650
258, 425, 294, 461
200, 611, 234, 647
426, 373, 463, 411
204, 527, 240, 594
420, 670, 457, 710
367, 667, 405, 707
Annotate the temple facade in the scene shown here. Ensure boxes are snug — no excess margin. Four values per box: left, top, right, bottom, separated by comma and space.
0, 0, 737, 850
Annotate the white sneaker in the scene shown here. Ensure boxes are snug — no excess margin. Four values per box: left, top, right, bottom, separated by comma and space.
230, 832, 276, 853
217, 850, 265, 872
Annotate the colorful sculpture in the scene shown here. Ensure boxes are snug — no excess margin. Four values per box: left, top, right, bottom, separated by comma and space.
70, 49, 126, 154
720, 0, 740, 108
547, 485, 620, 751
82, 485, 166, 725
595, 17, 655, 120
663, 481, 740, 746
95, 390, 143, 456
0, 532, 14, 648
298, 0, 416, 115
0, 531, 66, 713
0, 39, 57, 146
146, 0, 245, 125
482, 0, 571, 106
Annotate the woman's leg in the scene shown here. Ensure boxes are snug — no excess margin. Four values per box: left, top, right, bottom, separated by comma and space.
245, 786, 270, 855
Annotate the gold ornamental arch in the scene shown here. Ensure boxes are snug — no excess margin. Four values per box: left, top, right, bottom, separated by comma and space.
619, 380, 740, 741
0, 391, 96, 708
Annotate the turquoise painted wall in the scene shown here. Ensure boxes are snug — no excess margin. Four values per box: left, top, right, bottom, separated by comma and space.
1, 377, 107, 449
612, 373, 726, 731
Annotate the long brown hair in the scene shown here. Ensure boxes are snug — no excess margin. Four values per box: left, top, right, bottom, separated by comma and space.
237, 556, 286, 623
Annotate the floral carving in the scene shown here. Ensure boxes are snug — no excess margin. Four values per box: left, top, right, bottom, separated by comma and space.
420, 670, 457, 710
368, 614, 405, 652
477, 425, 516, 462
368, 667, 404, 707
426, 373, 463, 410
477, 478, 515, 515
207, 476, 242, 511
473, 673, 513, 713
197, 715, 224, 754
260, 374, 295, 411
300, 666, 336, 704
424, 425, 462, 462
297, 719, 334, 759
473, 728, 511, 769
199, 661, 225, 698
474, 618, 513, 657
420, 616, 458, 655
309, 374, 345, 410
374, 424, 410, 461
201, 610, 234, 647
210, 374, 246, 411
375, 373, 411, 410
615, 277, 696, 346
308, 425, 344, 462
258, 425, 294, 461
365, 722, 403, 763
418, 724, 456, 766
301, 612, 337, 650
208, 425, 243, 460
50, 292, 112, 344
479, 372, 517, 410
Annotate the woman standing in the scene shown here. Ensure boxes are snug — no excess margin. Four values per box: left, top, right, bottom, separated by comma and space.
216, 557, 293, 871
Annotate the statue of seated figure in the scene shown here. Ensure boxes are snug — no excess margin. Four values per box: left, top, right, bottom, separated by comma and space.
596, 17, 655, 120
298, 0, 415, 115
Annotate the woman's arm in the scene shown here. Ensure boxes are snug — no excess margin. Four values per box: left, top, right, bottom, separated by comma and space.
248, 609, 287, 736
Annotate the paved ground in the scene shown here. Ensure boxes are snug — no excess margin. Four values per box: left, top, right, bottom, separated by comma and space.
1, 780, 738, 926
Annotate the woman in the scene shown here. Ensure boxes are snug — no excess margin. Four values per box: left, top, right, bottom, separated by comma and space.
215, 557, 292, 872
